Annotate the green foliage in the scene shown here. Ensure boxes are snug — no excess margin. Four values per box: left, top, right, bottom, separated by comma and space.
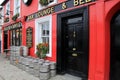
39, 0, 48, 6
4, 17, 9, 23
36, 43, 49, 59
12, 13, 19, 21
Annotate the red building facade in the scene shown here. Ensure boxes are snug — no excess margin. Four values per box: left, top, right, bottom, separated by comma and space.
1, 0, 120, 80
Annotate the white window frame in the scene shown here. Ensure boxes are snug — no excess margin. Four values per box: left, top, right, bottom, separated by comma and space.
35, 15, 52, 57
6, 1, 10, 17
14, 0, 21, 15
38, 0, 57, 10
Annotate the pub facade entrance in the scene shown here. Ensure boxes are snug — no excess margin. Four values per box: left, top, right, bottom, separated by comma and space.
57, 7, 89, 79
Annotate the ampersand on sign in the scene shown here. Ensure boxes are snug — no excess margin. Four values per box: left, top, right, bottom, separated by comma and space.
62, 3, 67, 10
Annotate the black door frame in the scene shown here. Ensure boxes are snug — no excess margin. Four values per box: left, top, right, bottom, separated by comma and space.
57, 6, 89, 78
110, 10, 120, 80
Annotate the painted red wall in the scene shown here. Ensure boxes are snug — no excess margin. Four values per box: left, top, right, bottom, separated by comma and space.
89, 0, 120, 80
21, 0, 38, 17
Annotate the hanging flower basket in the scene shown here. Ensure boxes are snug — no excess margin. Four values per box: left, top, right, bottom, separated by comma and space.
36, 43, 49, 59
39, 0, 49, 6
4, 17, 9, 23
12, 13, 19, 21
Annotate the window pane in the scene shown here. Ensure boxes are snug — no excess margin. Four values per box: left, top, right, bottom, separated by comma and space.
10, 28, 22, 46
16, 0, 19, 6
6, 2, 10, 16
45, 22, 49, 36
15, 0, 20, 14
41, 22, 49, 36
13, 30, 16, 46
46, 37, 49, 43
16, 29, 20, 46
47, 30, 49, 35
42, 30, 45, 36
42, 37, 46, 43
16, 7, 20, 14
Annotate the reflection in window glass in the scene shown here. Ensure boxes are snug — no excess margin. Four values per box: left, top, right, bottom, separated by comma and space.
10, 28, 22, 46
14, 0, 20, 14
41, 22, 49, 44
13, 30, 15, 46
10, 31, 12, 46
16, 29, 19, 46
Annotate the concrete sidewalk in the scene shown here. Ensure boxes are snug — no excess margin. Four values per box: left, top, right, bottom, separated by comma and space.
0, 55, 39, 80
0, 54, 81, 80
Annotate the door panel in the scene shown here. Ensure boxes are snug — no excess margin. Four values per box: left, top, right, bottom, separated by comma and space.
63, 16, 88, 77
57, 7, 89, 79
68, 25, 74, 50
110, 11, 120, 80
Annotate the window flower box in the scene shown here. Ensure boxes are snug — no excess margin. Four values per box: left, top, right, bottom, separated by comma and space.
12, 13, 19, 21
4, 17, 9, 23
39, 0, 54, 6
36, 43, 49, 59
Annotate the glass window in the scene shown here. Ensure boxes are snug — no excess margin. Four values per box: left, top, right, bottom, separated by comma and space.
14, 0, 20, 15
13, 30, 16, 45
10, 28, 22, 46
38, 0, 57, 10
6, 1, 10, 17
36, 15, 52, 57
41, 22, 49, 44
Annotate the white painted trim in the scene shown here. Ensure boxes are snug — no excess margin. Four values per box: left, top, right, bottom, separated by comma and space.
35, 15, 52, 57
38, 0, 57, 10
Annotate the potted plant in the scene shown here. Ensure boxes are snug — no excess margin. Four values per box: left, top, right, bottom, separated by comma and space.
36, 43, 49, 59
39, 0, 49, 6
12, 13, 19, 21
4, 17, 9, 23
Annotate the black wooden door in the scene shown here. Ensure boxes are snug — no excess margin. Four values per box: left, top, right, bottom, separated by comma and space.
110, 11, 120, 80
63, 16, 88, 77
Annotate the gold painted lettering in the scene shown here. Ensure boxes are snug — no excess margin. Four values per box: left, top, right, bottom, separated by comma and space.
28, 15, 34, 20
80, 0, 85, 4
62, 3, 67, 9
86, 0, 92, 3
51, 7, 54, 13
74, 0, 79, 6
47, 8, 51, 14
43, 9, 47, 16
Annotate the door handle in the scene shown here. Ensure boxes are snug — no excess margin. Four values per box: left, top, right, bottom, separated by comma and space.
73, 48, 76, 51
72, 53, 77, 57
